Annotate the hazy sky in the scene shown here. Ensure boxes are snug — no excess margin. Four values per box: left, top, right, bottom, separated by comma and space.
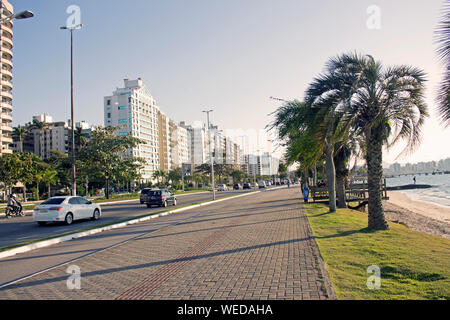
10, 0, 450, 164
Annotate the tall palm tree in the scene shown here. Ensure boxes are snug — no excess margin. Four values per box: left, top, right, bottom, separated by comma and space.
42, 168, 59, 199
329, 53, 428, 230
13, 125, 28, 152
435, 1, 450, 127
31, 119, 45, 158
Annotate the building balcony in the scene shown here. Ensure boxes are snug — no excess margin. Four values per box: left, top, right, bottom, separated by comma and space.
1, 58, 13, 70
1, 91, 13, 101
1, 113, 12, 122
1, 24, 13, 37
2, 69, 13, 80
2, 136, 12, 144
1, 47, 13, 59
1, 102, 12, 111
0, 36, 13, 49
2, 28, 13, 41
1, 79, 12, 91
1, 148, 12, 154
1, 125, 13, 132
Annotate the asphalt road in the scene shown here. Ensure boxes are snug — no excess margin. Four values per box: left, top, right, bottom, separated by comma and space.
0, 189, 257, 249
0, 187, 289, 287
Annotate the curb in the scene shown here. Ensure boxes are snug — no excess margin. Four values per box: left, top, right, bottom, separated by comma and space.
0, 191, 262, 260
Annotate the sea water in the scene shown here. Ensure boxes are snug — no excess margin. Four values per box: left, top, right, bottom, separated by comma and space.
386, 173, 450, 208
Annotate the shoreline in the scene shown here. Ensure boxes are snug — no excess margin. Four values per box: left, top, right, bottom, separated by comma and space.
383, 191, 450, 239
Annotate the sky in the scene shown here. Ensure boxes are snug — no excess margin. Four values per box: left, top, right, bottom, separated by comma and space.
9, 0, 450, 165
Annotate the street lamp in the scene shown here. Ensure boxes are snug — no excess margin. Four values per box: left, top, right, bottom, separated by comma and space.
0, 10, 34, 25
60, 23, 83, 196
203, 109, 216, 201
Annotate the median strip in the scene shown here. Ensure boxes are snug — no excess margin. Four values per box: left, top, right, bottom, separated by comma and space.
0, 190, 262, 260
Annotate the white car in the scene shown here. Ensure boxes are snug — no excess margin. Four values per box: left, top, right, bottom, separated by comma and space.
217, 184, 228, 191
33, 196, 102, 226
258, 181, 267, 188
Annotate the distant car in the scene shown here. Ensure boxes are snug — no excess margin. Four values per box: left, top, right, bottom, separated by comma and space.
33, 196, 101, 226
258, 181, 266, 188
140, 188, 152, 204
145, 189, 177, 208
233, 184, 241, 190
217, 184, 228, 191
253, 182, 259, 189
243, 183, 251, 190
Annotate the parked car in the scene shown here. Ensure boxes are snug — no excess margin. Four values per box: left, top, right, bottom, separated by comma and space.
253, 182, 259, 189
233, 183, 241, 190
140, 188, 152, 204
258, 181, 266, 188
145, 189, 177, 208
243, 183, 251, 190
217, 184, 228, 191
33, 196, 102, 226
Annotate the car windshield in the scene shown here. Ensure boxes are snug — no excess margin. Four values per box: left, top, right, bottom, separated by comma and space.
41, 198, 65, 205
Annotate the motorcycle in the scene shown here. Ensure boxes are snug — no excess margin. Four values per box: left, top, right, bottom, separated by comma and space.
5, 205, 24, 218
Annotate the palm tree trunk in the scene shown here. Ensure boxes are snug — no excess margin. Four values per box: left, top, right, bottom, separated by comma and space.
366, 130, 389, 230
36, 183, 40, 201
336, 176, 347, 209
324, 145, 337, 212
48, 184, 51, 199
105, 178, 110, 199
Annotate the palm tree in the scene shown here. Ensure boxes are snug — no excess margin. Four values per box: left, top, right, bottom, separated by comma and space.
12, 125, 28, 152
329, 53, 428, 230
435, 2, 450, 127
42, 169, 59, 199
31, 119, 45, 158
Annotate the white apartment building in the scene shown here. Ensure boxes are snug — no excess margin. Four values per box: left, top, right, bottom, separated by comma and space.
104, 78, 160, 181
169, 120, 189, 168
0, 0, 14, 155
180, 121, 207, 166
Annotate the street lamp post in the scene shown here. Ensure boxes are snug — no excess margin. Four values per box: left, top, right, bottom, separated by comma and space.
60, 24, 82, 196
0, 9, 34, 25
203, 110, 216, 201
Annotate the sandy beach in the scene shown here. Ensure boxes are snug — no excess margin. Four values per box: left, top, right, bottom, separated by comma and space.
383, 191, 450, 239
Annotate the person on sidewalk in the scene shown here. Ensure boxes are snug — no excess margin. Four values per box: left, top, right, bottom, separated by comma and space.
303, 186, 309, 203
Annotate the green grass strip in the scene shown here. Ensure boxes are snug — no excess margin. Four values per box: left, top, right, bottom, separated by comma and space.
304, 203, 450, 300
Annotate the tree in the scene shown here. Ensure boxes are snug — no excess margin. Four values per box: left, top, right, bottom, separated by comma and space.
79, 127, 143, 199
0, 153, 22, 194
168, 167, 182, 186
12, 125, 28, 153
31, 119, 45, 158
230, 170, 246, 183
153, 170, 167, 186
330, 53, 428, 230
436, 2, 450, 127
42, 168, 59, 198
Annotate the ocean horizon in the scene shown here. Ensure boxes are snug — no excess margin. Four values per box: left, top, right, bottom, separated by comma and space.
386, 173, 450, 208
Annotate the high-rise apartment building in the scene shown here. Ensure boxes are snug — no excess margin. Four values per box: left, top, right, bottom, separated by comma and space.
104, 78, 160, 181
169, 120, 189, 168
0, 0, 14, 155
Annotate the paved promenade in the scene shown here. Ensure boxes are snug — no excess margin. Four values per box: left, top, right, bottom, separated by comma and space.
0, 188, 334, 300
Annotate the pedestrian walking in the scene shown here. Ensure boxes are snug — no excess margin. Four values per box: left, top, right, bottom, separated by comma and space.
303, 186, 309, 203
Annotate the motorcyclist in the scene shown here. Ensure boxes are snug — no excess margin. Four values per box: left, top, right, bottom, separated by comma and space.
7, 193, 22, 215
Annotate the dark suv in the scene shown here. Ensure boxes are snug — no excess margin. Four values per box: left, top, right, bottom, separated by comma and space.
140, 188, 152, 204
243, 183, 251, 190
145, 189, 177, 208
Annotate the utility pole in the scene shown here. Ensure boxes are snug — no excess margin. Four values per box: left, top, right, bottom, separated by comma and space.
60, 24, 82, 196
203, 110, 216, 200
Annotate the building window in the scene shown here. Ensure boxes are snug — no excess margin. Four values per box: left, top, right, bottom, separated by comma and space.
107, 100, 111, 106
